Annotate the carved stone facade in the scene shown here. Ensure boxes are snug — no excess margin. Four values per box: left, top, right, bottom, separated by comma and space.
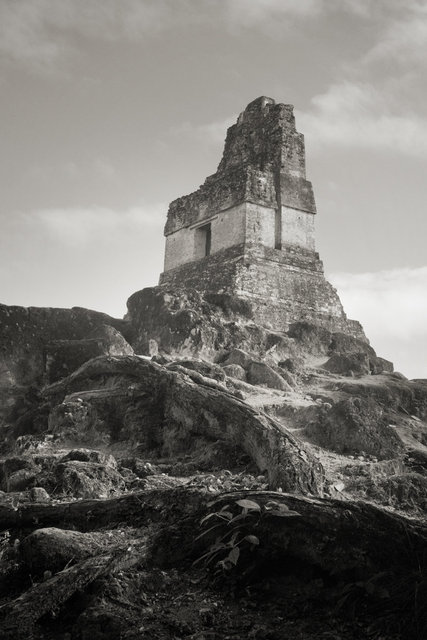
160, 96, 366, 340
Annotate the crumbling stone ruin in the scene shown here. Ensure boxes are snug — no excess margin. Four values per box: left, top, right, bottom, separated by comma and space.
0, 98, 427, 640
160, 96, 364, 338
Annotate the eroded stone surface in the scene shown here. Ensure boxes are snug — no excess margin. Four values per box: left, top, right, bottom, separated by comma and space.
0, 304, 129, 388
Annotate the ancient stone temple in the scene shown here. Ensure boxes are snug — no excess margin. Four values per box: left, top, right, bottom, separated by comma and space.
159, 96, 365, 339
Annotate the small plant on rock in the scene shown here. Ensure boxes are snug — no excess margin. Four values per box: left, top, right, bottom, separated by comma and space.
193, 497, 300, 580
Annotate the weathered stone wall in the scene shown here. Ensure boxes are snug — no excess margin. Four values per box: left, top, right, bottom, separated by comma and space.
279, 174, 316, 214
164, 204, 247, 271
164, 199, 316, 271
164, 167, 258, 237
159, 244, 366, 340
163, 96, 317, 268
163, 224, 195, 272
160, 245, 244, 296
211, 205, 246, 254
281, 206, 315, 250
245, 203, 276, 247
165, 202, 281, 271
164, 227, 195, 271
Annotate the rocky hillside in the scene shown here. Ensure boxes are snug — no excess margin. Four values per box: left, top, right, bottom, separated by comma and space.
0, 287, 426, 639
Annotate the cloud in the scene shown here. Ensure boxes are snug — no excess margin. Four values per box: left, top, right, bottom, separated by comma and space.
1, 0, 394, 70
0, 0, 63, 68
364, 2, 427, 64
223, 0, 320, 26
0, 0, 197, 69
29, 204, 165, 247
219, 0, 422, 32
222, 0, 385, 27
297, 82, 427, 158
330, 267, 427, 378
331, 267, 427, 340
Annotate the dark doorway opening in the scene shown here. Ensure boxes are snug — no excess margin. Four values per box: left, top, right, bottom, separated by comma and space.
194, 222, 212, 259
275, 208, 282, 250
205, 223, 211, 256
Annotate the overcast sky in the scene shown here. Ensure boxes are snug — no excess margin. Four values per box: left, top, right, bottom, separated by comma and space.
0, 0, 426, 378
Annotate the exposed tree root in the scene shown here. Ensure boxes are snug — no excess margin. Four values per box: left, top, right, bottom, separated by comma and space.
1, 487, 426, 639
0, 545, 146, 639
0, 487, 205, 532
43, 356, 325, 494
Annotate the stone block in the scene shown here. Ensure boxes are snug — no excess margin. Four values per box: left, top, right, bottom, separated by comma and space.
322, 353, 371, 377
222, 364, 247, 381
247, 361, 291, 391
222, 349, 252, 370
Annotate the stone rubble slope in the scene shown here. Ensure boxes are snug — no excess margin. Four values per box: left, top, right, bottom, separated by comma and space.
0, 294, 426, 638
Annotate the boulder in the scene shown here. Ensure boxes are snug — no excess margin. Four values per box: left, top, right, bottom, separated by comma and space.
246, 361, 291, 391
20, 527, 102, 574
7, 468, 37, 492
329, 331, 375, 356
322, 352, 393, 376
55, 460, 125, 499
287, 323, 375, 361
0, 303, 129, 389
389, 371, 408, 381
287, 323, 334, 356
304, 397, 403, 459
322, 352, 370, 376
45, 340, 108, 384
0, 456, 40, 492
368, 472, 427, 512
1, 456, 36, 477
48, 398, 107, 445
118, 458, 158, 478
222, 349, 252, 370
369, 356, 394, 374
0, 305, 133, 442
221, 364, 246, 381
326, 375, 427, 421
89, 324, 134, 357
278, 358, 303, 374
29, 487, 50, 503
45, 326, 134, 384
125, 287, 295, 362
60, 449, 117, 469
